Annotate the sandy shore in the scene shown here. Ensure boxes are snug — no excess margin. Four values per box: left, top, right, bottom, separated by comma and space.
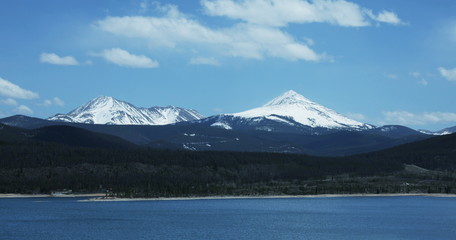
78, 193, 456, 202
2, 193, 455, 201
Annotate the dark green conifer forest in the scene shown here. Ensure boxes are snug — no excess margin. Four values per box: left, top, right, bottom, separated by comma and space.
1, 131, 456, 197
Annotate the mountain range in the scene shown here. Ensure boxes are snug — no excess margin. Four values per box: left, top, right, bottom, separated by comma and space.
0, 90, 454, 156
48, 90, 374, 134
49, 96, 203, 125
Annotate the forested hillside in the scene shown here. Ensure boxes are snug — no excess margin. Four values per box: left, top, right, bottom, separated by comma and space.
1, 133, 456, 197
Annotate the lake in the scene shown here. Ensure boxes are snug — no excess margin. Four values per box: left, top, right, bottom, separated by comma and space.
1, 196, 455, 239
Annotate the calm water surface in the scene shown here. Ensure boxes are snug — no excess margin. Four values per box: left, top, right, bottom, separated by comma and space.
1, 196, 455, 240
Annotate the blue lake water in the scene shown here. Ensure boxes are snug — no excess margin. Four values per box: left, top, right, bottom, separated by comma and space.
1, 196, 456, 240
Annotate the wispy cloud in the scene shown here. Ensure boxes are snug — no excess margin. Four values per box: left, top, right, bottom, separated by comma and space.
38, 97, 65, 107
139, 0, 151, 12
410, 71, 429, 86
202, 0, 403, 27
212, 107, 223, 113
410, 72, 421, 78
385, 73, 398, 79
452, 22, 456, 41
40, 52, 79, 66
444, 20, 456, 42
189, 57, 220, 66
346, 112, 366, 121
302, 37, 314, 46
365, 10, 404, 25
14, 105, 33, 115
418, 79, 428, 86
383, 111, 456, 125
52, 97, 65, 106
95, 8, 323, 61
0, 98, 18, 106
438, 67, 456, 82
95, 48, 159, 68
94, 1, 402, 62
0, 77, 39, 99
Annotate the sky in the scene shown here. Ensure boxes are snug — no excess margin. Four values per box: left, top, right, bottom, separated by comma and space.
1, 0, 456, 131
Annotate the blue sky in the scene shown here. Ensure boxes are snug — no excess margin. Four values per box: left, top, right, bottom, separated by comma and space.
1, 0, 456, 131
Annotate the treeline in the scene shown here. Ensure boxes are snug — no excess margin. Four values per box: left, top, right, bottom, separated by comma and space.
1, 133, 456, 197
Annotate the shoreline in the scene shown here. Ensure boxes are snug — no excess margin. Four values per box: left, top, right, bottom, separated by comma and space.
0, 193, 105, 198
80, 193, 456, 202
2, 193, 456, 201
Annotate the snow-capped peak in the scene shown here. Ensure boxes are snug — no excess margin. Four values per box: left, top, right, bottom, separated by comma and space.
229, 90, 372, 130
72, 96, 131, 115
264, 90, 312, 106
48, 96, 203, 125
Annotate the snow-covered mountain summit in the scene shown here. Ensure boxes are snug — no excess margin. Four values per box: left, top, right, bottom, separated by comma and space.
263, 90, 312, 106
231, 90, 372, 129
202, 90, 373, 133
48, 96, 203, 125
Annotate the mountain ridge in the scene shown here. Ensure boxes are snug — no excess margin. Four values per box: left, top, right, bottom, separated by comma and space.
48, 96, 204, 125
0, 123, 133, 149
418, 125, 456, 136
0, 90, 440, 156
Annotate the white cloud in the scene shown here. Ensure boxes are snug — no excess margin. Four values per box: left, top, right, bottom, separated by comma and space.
409, 72, 428, 86
443, 21, 456, 42
95, 48, 159, 68
0, 77, 39, 99
201, 0, 403, 27
438, 67, 456, 82
225, 24, 323, 61
452, 23, 456, 41
189, 57, 220, 66
94, 1, 403, 62
302, 37, 314, 46
365, 10, 403, 25
346, 112, 366, 121
212, 107, 223, 113
383, 111, 456, 126
410, 72, 421, 78
140, 1, 149, 11
138, 0, 162, 13
14, 105, 33, 115
52, 97, 65, 107
418, 79, 428, 86
39, 97, 65, 107
385, 73, 398, 79
40, 52, 79, 66
202, 0, 368, 27
0, 98, 18, 106
40, 99, 52, 107
94, 7, 224, 48
95, 9, 323, 61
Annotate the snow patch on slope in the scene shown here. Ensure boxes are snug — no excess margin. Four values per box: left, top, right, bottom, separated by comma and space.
211, 122, 232, 130
419, 130, 452, 136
